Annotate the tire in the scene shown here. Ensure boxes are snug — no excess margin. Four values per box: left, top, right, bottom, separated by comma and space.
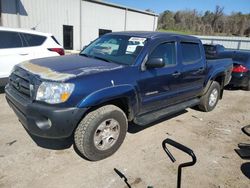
74, 105, 128, 161
198, 81, 220, 112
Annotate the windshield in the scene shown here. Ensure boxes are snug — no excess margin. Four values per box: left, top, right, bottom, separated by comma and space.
80, 35, 147, 65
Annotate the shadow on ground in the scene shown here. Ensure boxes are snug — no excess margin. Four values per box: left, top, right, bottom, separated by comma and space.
27, 131, 73, 150
241, 162, 250, 179
25, 109, 188, 160
128, 110, 188, 134
224, 85, 247, 91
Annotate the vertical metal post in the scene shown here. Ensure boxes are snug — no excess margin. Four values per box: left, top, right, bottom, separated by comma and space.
124, 8, 127, 31
153, 15, 156, 31
237, 41, 241, 50
0, 0, 2, 26
177, 166, 182, 188
79, 0, 82, 50
16, 0, 21, 28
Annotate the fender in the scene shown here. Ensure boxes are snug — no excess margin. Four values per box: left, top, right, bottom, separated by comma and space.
77, 84, 139, 119
201, 69, 225, 96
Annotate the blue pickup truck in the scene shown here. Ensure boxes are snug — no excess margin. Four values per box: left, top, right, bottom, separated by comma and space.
5, 32, 233, 160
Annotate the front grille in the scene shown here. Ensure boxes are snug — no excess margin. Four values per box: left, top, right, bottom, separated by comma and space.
9, 68, 34, 98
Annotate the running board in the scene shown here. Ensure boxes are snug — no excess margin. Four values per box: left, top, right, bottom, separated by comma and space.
134, 98, 200, 126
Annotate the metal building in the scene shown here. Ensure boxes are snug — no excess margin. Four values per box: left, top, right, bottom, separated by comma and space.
0, 0, 158, 50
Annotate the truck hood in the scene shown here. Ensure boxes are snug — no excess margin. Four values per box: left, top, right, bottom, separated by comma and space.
18, 55, 124, 81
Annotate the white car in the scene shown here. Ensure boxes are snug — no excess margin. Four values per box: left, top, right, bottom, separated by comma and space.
0, 27, 64, 87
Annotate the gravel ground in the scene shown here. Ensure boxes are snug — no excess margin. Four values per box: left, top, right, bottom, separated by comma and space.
0, 90, 249, 188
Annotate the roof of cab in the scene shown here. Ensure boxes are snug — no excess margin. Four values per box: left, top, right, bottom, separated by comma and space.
0, 26, 52, 36
107, 31, 200, 41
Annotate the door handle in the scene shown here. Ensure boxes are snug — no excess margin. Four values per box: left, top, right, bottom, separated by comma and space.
19, 53, 29, 56
172, 71, 181, 77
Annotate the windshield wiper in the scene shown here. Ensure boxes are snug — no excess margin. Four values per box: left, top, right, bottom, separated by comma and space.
80, 53, 91, 58
91, 56, 113, 63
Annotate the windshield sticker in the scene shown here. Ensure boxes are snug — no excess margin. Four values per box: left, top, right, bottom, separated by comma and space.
128, 37, 147, 43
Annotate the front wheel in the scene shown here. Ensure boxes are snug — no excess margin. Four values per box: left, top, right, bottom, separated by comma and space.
198, 81, 221, 112
74, 105, 128, 161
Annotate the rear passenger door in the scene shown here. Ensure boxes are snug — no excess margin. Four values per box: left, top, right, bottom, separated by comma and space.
178, 41, 206, 100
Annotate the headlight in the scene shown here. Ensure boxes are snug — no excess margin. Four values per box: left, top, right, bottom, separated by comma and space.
36, 82, 75, 104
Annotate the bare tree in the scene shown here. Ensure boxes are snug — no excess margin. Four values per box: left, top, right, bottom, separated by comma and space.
157, 6, 249, 36
211, 5, 224, 32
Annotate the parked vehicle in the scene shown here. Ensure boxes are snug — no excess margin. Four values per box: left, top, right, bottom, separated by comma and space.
203, 44, 225, 59
219, 51, 250, 90
0, 27, 64, 87
5, 32, 233, 161
203, 43, 250, 90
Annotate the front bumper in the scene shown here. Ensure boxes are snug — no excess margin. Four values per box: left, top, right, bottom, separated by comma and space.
5, 85, 88, 139
229, 72, 249, 87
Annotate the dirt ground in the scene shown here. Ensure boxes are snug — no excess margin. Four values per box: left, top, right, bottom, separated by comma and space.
0, 89, 249, 188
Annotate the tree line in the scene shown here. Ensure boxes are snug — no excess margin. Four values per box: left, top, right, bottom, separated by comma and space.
157, 6, 250, 37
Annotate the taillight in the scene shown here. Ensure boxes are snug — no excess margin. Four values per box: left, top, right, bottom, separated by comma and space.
48, 48, 65, 56
232, 65, 248, 73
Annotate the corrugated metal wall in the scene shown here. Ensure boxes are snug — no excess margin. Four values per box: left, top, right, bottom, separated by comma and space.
195, 35, 250, 51
81, 1, 125, 46
1, 0, 81, 50
126, 10, 157, 31
1, 0, 19, 27
81, 1, 158, 47
1, 0, 158, 50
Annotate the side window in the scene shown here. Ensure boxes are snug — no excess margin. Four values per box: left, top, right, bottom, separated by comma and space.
149, 42, 176, 67
181, 42, 201, 64
0, 31, 23, 49
22, 33, 46, 46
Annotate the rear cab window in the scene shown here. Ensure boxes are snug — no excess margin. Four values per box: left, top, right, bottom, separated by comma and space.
181, 42, 202, 64
0, 31, 23, 49
21, 33, 46, 47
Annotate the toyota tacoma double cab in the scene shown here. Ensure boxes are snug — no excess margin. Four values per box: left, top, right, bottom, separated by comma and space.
5, 32, 233, 161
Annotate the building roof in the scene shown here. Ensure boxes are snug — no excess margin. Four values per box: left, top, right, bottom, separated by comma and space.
85, 0, 159, 17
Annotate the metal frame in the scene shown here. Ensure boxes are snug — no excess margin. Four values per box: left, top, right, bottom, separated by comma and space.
162, 138, 197, 188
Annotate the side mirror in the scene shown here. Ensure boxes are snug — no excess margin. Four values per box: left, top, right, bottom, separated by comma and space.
145, 58, 165, 69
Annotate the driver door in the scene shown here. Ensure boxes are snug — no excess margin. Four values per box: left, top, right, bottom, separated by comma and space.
138, 41, 182, 114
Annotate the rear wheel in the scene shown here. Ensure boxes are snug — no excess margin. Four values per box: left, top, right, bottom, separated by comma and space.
198, 81, 220, 112
74, 105, 128, 161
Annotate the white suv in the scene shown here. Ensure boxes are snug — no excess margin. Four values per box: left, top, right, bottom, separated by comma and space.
0, 27, 64, 87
